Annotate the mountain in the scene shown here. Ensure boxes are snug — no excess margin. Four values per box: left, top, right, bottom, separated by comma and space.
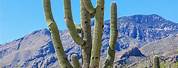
128, 34, 178, 68
141, 34, 178, 57
1, 14, 178, 68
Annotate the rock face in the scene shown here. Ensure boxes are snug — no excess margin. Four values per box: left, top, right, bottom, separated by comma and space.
1, 14, 178, 68
121, 47, 145, 59
141, 34, 178, 57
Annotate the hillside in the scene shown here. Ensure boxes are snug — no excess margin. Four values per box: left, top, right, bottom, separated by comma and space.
1, 14, 178, 68
128, 34, 178, 68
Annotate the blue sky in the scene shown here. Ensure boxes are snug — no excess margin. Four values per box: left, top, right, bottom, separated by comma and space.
0, 0, 178, 44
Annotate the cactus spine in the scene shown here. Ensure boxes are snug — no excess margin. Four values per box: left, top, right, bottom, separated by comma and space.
43, 0, 118, 68
103, 2, 118, 68
153, 55, 160, 68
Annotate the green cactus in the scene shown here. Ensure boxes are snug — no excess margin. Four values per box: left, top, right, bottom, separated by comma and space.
80, 0, 92, 68
82, 0, 105, 67
103, 2, 118, 68
153, 55, 160, 68
63, 0, 85, 46
43, 0, 72, 68
43, 0, 118, 68
82, 0, 95, 14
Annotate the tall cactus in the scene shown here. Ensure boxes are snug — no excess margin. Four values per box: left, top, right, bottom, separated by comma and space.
43, 0, 118, 68
80, 0, 92, 68
43, 0, 72, 68
153, 55, 160, 68
103, 2, 118, 68
82, 0, 105, 68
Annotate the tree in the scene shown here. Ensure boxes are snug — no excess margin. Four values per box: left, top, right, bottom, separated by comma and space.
43, 0, 118, 68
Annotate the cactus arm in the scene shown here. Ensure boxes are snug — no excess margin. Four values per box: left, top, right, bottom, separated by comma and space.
89, 0, 104, 68
64, 0, 85, 46
43, 0, 73, 68
71, 54, 81, 68
153, 55, 160, 68
80, 0, 92, 68
103, 2, 118, 68
82, 0, 95, 15
43, 0, 55, 26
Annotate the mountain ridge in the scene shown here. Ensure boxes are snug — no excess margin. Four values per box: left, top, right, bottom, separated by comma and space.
1, 14, 178, 67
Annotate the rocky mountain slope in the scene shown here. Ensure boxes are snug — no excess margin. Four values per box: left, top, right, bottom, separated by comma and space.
128, 34, 178, 68
1, 14, 178, 68
141, 34, 178, 57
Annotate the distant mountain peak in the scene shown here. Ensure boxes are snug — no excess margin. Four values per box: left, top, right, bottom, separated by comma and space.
131, 14, 161, 17
150, 14, 161, 17
1, 14, 178, 68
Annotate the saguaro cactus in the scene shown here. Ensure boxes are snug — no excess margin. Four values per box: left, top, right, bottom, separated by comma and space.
103, 2, 118, 68
88, 0, 105, 67
43, 0, 118, 68
80, 0, 92, 68
153, 55, 160, 68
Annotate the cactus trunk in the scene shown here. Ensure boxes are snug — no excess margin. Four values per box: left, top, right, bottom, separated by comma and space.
80, 0, 92, 68
103, 2, 118, 68
89, 0, 105, 68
